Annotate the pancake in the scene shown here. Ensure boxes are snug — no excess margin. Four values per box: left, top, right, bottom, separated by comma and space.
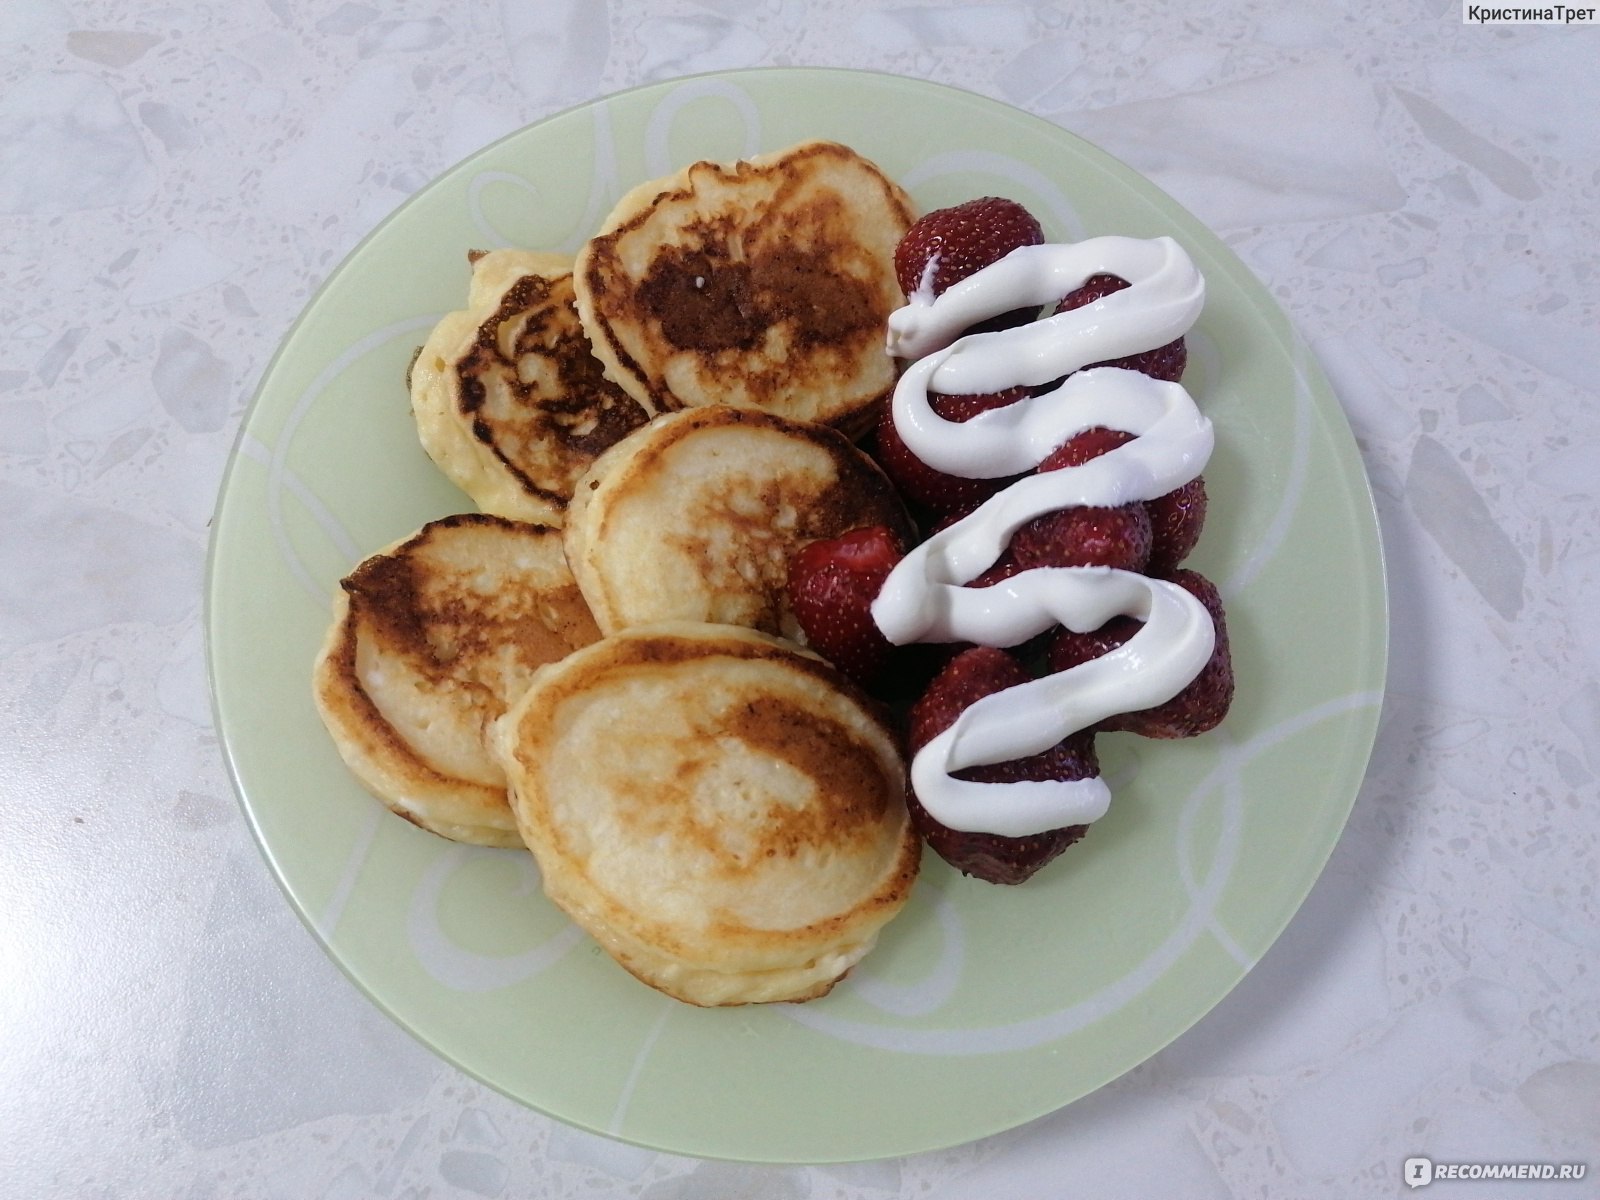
573, 140, 914, 439
313, 514, 600, 846
562, 405, 914, 641
493, 622, 919, 1005
411, 249, 652, 525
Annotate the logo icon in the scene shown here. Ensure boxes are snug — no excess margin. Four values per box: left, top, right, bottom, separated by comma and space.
1404, 1157, 1435, 1188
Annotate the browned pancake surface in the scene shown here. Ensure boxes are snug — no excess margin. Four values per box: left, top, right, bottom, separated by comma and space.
575, 141, 914, 439
495, 622, 919, 1005
563, 406, 914, 640
314, 514, 600, 846
411, 251, 651, 525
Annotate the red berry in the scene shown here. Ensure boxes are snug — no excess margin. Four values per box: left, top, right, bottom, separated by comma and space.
1045, 617, 1138, 681
1009, 504, 1152, 573
907, 646, 1025, 749
1045, 569, 1233, 738
1038, 425, 1135, 470
787, 526, 905, 687
907, 646, 1099, 884
1026, 426, 1151, 572
1054, 274, 1187, 382
895, 197, 1045, 299
1145, 477, 1207, 574
874, 386, 1029, 515
1038, 425, 1206, 574
871, 641, 969, 704
965, 550, 1025, 589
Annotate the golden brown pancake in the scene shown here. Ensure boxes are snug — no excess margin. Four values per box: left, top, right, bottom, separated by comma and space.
494, 622, 919, 1005
411, 250, 651, 525
562, 406, 914, 641
313, 514, 600, 846
573, 140, 914, 439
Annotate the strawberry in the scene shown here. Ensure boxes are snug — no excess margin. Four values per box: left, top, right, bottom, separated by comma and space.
1037, 425, 1135, 471
1045, 568, 1233, 738
1039, 426, 1206, 575
1009, 504, 1152, 574
907, 646, 1099, 884
965, 549, 1025, 589
907, 647, 1030, 749
1042, 615, 1139, 687
1022, 427, 1152, 573
1054, 273, 1187, 382
894, 197, 1046, 299
1145, 478, 1207, 574
787, 525, 905, 687
872, 641, 973, 707
874, 386, 1029, 515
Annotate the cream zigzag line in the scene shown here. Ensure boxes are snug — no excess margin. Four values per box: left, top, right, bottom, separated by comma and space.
264, 313, 444, 605
781, 688, 1383, 1057
776, 183, 1326, 1054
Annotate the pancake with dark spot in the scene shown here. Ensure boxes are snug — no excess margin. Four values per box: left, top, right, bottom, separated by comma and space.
493, 622, 919, 1005
562, 406, 914, 641
412, 250, 651, 525
574, 141, 914, 440
313, 514, 601, 846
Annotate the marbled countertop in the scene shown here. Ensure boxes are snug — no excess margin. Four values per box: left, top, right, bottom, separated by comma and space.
3, 2, 1598, 1197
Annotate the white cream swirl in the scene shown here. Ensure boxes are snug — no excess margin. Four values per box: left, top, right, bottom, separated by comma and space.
871, 235, 1217, 837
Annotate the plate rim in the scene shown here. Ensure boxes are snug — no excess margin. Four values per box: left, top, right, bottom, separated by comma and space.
204, 64, 1390, 1164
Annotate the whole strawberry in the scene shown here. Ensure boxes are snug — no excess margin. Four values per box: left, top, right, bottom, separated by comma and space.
1054, 273, 1187, 382
1009, 504, 1152, 574
1145, 478, 1207, 575
1039, 425, 1206, 574
787, 525, 905, 687
894, 197, 1046, 299
1020, 426, 1153, 573
874, 386, 1029, 515
1045, 568, 1234, 738
907, 646, 1098, 884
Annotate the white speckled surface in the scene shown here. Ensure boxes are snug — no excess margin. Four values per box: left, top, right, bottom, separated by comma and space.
3, 2, 1598, 1197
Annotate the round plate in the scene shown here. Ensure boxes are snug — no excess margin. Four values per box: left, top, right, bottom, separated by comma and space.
207, 68, 1386, 1163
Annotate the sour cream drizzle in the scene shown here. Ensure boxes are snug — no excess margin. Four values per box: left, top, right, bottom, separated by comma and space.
871, 235, 1217, 838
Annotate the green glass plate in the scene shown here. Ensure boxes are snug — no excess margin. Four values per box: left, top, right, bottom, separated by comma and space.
206, 68, 1386, 1164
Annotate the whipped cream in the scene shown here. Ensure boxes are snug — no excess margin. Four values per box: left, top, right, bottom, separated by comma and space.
871, 235, 1217, 837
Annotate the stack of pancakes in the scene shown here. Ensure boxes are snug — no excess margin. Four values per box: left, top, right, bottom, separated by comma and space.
314, 141, 921, 1005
